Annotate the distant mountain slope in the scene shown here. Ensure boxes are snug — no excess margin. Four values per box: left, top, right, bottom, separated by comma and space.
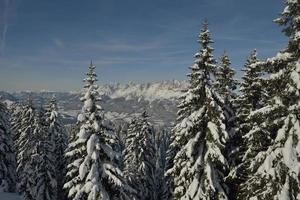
99, 80, 186, 102
0, 80, 187, 127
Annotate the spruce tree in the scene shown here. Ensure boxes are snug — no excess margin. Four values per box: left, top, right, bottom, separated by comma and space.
155, 128, 170, 200
215, 52, 238, 134
215, 52, 238, 103
10, 103, 23, 148
32, 108, 57, 200
214, 52, 238, 169
15, 98, 37, 198
166, 22, 230, 200
64, 62, 131, 200
0, 102, 16, 192
228, 50, 266, 197
45, 96, 67, 199
123, 112, 156, 200
239, 0, 300, 199
21, 159, 35, 200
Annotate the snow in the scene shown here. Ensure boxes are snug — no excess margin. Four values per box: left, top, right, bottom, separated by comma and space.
274, 52, 292, 61
84, 99, 93, 111
207, 121, 220, 142
0, 193, 21, 200
79, 158, 89, 180
98, 80, 187, 102
185, 178, 202, 200
291, 61, 300, 89
295, 31, 300, 40
2, 100, 14, 107
87, 134, 97, 156
278, 178, 290, 200
270, 69, 284, 80
77, 113, 85, 122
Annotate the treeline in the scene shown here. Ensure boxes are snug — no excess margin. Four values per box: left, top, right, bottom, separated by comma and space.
0, 0, 299, 199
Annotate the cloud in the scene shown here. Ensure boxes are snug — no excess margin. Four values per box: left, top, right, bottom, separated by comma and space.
0, 0, 17, 57
215, 35, 280, 44
53, 38, 64, 48
81, 39, 162, 53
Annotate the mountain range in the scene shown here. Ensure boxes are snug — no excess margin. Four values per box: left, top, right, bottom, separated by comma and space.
0, 80, 187, 128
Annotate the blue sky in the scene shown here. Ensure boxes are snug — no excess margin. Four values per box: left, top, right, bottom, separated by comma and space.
0, 0, 286, 91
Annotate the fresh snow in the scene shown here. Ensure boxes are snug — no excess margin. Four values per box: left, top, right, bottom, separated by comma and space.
98, 80, 187, 102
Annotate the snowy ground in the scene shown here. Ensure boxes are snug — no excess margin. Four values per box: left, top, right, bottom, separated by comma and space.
0, 192, 21, 200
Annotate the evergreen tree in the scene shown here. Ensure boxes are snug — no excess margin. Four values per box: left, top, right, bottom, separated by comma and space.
0, 102, 16, 192
227, 50, 265, 198
239, 0, 300, 199
155, 128, 170, 200
21, 159, 35, 200
45, 96, 68, 199
32, 109, 57, 200
123, 112, 156, 200
214, 52, 238, 176
115, 122, 129, 170
64, 62, 131, 200
10, 103, 23, 148
15, 99, 37, 198
215, 52, 238, 134
166, 22, 230, 200
215, 52, 238, 102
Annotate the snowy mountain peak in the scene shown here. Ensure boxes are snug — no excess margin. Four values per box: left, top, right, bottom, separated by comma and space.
98, 80, 187, 102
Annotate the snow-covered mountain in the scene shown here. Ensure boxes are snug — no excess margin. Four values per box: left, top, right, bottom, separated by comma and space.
0, 80, 187, 127
98, 80, 186, 102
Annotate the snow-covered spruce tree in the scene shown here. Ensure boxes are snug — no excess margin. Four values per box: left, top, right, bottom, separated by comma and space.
227, 50, 266, 197
154, 128, 170, 200
166, 22, 229, 200
21, 158, 36, 200
45, 96, 68, 200
123, 111, 156, 200
0, 102, 16, 192
214, 52, 238, 180
15, 98, 37, 198
11, 103, 24, 151
215, 52, 238, 102
239, 1, 300, 199
32, 108, 57, 200
115, 122, 129, 170
64, 62, 131, 200
215, 52, 238, 136
164, 137, 176, 200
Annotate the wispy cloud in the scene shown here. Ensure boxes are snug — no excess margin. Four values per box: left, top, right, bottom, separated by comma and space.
215, 35, 281, 44
78, 39, 162, 53
0, 0, 17, 57
52, 38, 64, 48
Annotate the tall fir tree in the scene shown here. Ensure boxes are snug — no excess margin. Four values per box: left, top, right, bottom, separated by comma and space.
64, 61, 131, 200
123, 111, 156, 200
227, 50, 266, 198
215, 53, 238, 159
214, 53, 238, 199
154, 128, 170, 200
0, 102, 16, 192
32, 108, 57, 200
15, 98, 37, 198
10, 103, 24, 148
45, 96, 68, 200
215, 52, 238, 103
215, 52, 238, 134
166, 22, 230, 200
239, 0, 300, 199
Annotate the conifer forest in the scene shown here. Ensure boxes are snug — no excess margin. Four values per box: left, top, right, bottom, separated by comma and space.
0, 0, 299, 199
